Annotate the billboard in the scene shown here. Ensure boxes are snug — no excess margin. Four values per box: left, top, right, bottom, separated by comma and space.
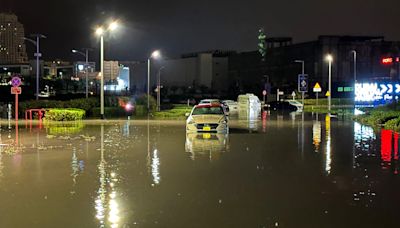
355, 82, 400, 106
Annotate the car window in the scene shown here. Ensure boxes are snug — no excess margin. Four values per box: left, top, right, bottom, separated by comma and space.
192, 106, 224, 115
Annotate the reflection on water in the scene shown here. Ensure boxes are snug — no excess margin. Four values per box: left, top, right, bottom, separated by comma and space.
185, 133, 229, 161
325, 114, 331, 174
1, 117, 400, 227
313, 120, 321, 152
94, 125, 121, 228
151, 149, 161, 185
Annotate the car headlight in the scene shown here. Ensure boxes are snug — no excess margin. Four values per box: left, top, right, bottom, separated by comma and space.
187, 118, 195, 124
219, 119, 227, 124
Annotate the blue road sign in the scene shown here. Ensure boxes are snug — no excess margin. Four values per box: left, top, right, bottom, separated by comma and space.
298, 74, 308, 92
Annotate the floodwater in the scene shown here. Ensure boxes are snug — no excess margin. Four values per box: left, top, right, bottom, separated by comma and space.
0, 113, 399, 228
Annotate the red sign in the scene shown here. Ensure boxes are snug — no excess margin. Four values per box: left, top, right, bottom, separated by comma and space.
382, 57, 393, 64
11, 87, 21, 94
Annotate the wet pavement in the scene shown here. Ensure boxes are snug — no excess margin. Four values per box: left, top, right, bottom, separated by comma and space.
0, 113, 400, 227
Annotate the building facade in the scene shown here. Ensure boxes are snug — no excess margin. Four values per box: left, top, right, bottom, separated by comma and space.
229, 36, 400, 98
0, 13, 28, 64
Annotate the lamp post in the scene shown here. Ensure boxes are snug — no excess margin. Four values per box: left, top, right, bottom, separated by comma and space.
147, 50, 161, 112
95, 21, 119, 119
157, 66, 165, 112
294, 60, 305, 106
72, 48, 92, 98
24, 34, 46, 100
351, 50, 357, 83
326, 54, 333, 112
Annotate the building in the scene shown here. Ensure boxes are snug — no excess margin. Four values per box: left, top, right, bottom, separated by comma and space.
126, 50, 231, 95
229, 36, 400, 98
0, 13, 28, 64
103, 61, 120, 82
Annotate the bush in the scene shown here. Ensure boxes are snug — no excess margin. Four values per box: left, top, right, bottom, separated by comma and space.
135, 94, 156, 113
45, 108, 86, 121
384, 117, 400, 132
20, 97, 99, 117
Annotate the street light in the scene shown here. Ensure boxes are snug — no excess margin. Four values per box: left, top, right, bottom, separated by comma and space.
147, 50, 161, 112
157, 66, 165, 111
294, 60, 305, 106
95, 20, 119, 119
325, 54, 333, 112
71, 48, 92, 98
24, 34, 46, 100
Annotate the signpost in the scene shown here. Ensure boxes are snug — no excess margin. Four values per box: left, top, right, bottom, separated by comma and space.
313, 82, 322, 106
277, 89, 284, 101
298, 74, 308, 106
11, 76, 22, 123
11, 75, 21, 145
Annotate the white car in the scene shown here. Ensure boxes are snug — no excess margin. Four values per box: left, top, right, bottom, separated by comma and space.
186, 104, 229, 133
285, 100, 304, 111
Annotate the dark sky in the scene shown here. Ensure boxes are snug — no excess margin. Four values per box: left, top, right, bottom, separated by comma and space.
1, 0, 400, 61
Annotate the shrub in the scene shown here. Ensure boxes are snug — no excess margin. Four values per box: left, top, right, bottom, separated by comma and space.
45, 108, 86, 121
384, 117, 400, 132
135, 94, 156, 113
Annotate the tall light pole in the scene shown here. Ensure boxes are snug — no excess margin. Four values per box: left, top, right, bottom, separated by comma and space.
351, 50, 357, 83
326, 54, 333, 112
95, 21, 119, 119
351, 50, 357, 108
72, 48, 92, 98
147, 50, 161, 112
294, 60, 305, 106
24, 34, 46, 100
157, 66, 165, 112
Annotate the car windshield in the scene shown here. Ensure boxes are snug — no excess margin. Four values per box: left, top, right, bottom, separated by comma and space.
192, 106, 224, 115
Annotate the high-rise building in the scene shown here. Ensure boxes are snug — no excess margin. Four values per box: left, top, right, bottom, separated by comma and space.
104, 61, 120, 82
0, 13, 28, 64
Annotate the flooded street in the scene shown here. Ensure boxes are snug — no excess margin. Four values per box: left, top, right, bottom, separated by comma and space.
0, 113, 400, 227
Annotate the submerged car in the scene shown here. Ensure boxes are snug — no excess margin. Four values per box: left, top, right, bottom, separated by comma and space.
267, 101, 299, 112
199, 99, 229, 115
186, 104, 229, 133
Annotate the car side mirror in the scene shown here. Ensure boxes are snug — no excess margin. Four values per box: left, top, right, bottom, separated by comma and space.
185, 113, 190, 117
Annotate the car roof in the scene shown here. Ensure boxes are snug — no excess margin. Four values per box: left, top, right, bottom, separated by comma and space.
195, 103, 222, 108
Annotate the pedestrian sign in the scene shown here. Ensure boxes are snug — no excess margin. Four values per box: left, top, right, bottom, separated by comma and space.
313, 83, 322, 93
325, 91, 330, 97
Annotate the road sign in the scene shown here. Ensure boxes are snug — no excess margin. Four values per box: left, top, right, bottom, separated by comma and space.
291, 91, 296, 100
325, 91, 330, 97
262, 90, 267, 96
313, 82, 322, 93
298, 74, 308, 92
11, 76, 21, 87
11, 87, 22, 94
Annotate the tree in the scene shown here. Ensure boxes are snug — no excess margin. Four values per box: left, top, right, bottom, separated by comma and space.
258, 28, 267, 61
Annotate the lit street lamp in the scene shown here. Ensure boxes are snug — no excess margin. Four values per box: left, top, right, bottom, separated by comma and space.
95, 20, 119, 119
325, 54, 333, 112
294, 60, 305, 106
24, 34, 46, 100
147, 50, 161, 112
72, 48, 92, 98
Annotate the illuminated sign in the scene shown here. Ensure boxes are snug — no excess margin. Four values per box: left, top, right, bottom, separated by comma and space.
382, 57, 400, 65
382, 57, 393, 64
355, 82, 400, 105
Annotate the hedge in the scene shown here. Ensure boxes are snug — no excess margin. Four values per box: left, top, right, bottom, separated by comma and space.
45, 108, 86, 121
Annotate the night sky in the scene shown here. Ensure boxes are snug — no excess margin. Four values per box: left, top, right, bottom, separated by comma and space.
2, 0, 400, 62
